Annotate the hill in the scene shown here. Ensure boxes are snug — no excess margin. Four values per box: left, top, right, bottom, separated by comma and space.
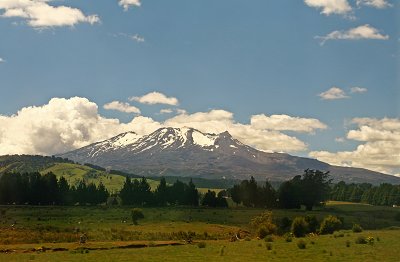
0, 155, 158, 192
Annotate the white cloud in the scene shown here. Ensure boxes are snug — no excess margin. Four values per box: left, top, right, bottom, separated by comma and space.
164, 110, 314, 152
356, 0, 392, 8
304, 0, 352, 15
0, 97, 328, 155
310, 117, 400, 175
350, 87, 368, 94
316, 24, 389, 45
0, 0, 100, 28
0, 57, 5, 63
130, 92, 179, 106
0, 97, 129, 155
159, 108, 173, 114
250, 114, 327, 133
103, 101, 141, 114
131, 34, 145, 43
319, 87, 349, 100
119, 0, 141, 11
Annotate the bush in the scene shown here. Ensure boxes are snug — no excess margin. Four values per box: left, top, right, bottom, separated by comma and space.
257, 226, 269, 239
266, 243, 273, 250
345, 240, 351, 247
197, 242, 206, 248
319, 215, 342, 235
355, 236, 367, 244
278, 217, 292, 233
264, 235, 273, 242
291, 217, 309, 238
251, 211, 277, 237
333, 232, 344, 238
352, 224, 363, 233
131, 208, 144, 225
284, 233, 293, 242
305, 215, 319, 233
297, 240, 307, 249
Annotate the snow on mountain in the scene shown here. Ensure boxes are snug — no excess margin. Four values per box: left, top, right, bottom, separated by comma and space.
59, 127, 400, 184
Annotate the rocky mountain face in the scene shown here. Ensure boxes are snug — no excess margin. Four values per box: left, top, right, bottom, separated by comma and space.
59, 127, 400, 184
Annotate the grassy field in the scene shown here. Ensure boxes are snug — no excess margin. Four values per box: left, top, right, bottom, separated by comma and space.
0, 202, 399, 261
40, 163, 159, 192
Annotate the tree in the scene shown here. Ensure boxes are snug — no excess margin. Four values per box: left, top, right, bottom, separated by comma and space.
300, 169, 332, 211
131, 208, 144, 225
154, 177, 168, 206
202, 190, 217, 207
185, 179, 199, 206
120, 176, 133, 205
229, 185, 241, 206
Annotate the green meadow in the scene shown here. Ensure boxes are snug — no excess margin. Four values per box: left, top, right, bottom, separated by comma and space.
0, 202, 399, 261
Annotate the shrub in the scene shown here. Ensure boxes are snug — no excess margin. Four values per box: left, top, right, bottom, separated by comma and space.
355, 236, 367, 244
345, 240, 351, 247
278, 217, 292, 233
297, 240, 307, 249
284, 233, 293, 242
333, 232, 344, 238
305, 215, 319, 233
131, 208, 144, 225
251, 211, 277, 236
266, 243, 273, 250
264, 235, 273, 242
197, 242, 206, 248
291, 217, 309, 238
352, 224, 363, 233
319, 215, 342, 235
257, 226, 269, 239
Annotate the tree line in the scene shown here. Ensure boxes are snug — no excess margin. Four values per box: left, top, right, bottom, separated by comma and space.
228, 169, 332, 211
330, 181, 400, 206
0, 172, 109, 205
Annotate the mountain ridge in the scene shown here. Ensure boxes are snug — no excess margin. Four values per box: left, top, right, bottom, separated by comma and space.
59, 127, 400, 185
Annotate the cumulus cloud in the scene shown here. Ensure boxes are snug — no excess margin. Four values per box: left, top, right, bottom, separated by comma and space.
164, 110, 313, 152
316, 24, 389, 45
250, 114, 327, 133
119, 0, 141, 11
0, 97, 328, 155
130, 92, 179, 106
310, 117, 400, 175
0, 0, 100, 28
350, 87, 368, 93
304, 0, 352, 15
103, 101, 141, 114
319, 87, 349, 100
356, 0, 392, 8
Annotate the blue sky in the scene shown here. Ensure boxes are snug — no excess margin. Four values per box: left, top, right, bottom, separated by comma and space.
0, 0, 399, 175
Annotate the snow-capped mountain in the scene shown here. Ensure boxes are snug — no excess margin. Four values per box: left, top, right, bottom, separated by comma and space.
59, 127, 400, 184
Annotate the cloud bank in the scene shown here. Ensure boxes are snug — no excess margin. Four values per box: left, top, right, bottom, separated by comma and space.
0, 97, 328, 156
310, 117, 400, 175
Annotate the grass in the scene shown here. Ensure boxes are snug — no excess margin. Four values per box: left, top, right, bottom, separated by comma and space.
0, 202, 399, 261
40, 163, 159, 193
1, 230, 399, 261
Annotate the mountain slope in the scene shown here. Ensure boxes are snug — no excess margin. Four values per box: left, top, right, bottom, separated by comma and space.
59, 127, 400, 184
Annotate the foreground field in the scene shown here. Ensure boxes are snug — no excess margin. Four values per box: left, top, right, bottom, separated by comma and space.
0, 202, 399, 261
1, 229, 400, 262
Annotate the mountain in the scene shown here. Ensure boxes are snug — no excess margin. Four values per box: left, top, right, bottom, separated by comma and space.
59, 127, 400, 184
